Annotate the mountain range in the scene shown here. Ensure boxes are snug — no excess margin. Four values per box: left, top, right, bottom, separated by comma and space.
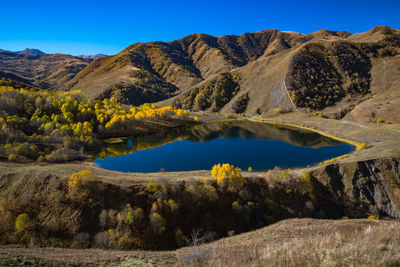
1, 26, 399, 122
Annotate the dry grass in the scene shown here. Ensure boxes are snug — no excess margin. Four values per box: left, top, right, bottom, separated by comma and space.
2, 218, 399, 266
174, 218, 400, 267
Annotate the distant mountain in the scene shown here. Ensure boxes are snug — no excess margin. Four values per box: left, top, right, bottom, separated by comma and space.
77, 54, 107, 60
0, 50, 89, 90
17, 48, 45, 55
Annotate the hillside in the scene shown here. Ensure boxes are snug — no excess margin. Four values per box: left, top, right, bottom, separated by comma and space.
1, 27, 398, 123
1, 218, 399, 266
0, 50, 89, 90
64, 26, 400, 123
68, 30, 311, 103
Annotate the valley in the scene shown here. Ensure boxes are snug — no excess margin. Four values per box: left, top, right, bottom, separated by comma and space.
0, 26, 400, 266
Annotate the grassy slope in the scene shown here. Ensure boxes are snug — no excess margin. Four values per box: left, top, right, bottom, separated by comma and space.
1, 218, 399, 266
65, 26, 400, 124
344, 54, 400, 123
70, 30, 310, 104
0, 52, 89, 90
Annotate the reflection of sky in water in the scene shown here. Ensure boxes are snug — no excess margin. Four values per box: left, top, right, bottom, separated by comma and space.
94, 122, 354, 173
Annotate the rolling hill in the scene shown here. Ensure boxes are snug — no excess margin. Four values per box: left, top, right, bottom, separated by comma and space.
1, 27, 399, 122
0, 50, 89, 90
66, 26, 400, 123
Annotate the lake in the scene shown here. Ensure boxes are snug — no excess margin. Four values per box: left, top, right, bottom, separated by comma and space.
94, 121, 354, 172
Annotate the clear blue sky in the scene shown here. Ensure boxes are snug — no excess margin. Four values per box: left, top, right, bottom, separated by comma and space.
1, 0, 399, 55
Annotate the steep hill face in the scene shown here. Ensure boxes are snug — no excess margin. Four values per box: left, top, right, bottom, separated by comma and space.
1, 27, 399, 122
174, 27, 399, 121
69, 30, 311, 103
68, 27, 400, 123
0, 51, 89, 90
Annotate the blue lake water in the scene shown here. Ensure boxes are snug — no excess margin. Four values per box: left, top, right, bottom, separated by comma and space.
94, 121, 354, 173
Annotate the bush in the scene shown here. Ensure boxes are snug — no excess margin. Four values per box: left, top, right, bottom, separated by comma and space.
356, 143, 366, 151
133, 208, 143, 222
46, 147, 86, 163
68, 170, 95, 188
15, 213, 29, 232
232, 201, 243, 213
94, 232, 110, 248
72, 232, 90, 248
232, 93, 249, 114
124, 205, 134, 225
150, 212, 166, 234
36, 155, 46, 163
199, 184, 218, 201
146, 180, 160, 193
167, 199, 179, 213
8, 153, 16, 161
210, 163, 244, 191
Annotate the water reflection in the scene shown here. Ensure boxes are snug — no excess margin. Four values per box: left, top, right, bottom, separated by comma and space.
94, 121, 354, 172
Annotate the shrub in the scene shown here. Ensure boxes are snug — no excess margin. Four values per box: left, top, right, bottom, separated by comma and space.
15, 213, 29, 232
150, 212, 166, 234
94, 232, 110, 248
232, 200, 243, 213
146, 180, 160, 193
278, 171, 290, 182
36, 155, 46, 163
8, 153, 16, 161
199, 184, 218, 201
299, 170, 314, 196
68, 170, 95, 188
356, 143, 366, 151
72, 232, 90, 248
210, 163, 244, 190
247, 201, 255, 209
124, 205, 134, 225
167, 199, 179, 213
46, 147, 85, 163
232, 93, 249, 114
133, 208, 143, 222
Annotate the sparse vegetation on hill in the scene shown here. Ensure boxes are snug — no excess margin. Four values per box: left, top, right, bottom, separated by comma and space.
232, 93, 249, 114
286, 39, 398, 111
96, 69, 179, 106
173, 73, 240, 111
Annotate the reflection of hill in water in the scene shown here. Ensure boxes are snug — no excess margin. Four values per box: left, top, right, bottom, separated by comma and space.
189, 121, 341, 148
97, 121, 343, 158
